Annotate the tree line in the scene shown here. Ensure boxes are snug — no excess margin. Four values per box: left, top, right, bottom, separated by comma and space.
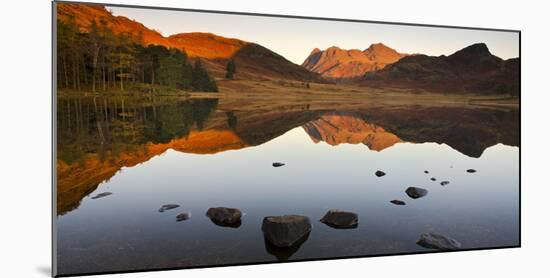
57, 17, 218, 93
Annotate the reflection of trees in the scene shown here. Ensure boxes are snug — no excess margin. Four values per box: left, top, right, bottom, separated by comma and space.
226, 111, 237, 130
57, 96, 218, 164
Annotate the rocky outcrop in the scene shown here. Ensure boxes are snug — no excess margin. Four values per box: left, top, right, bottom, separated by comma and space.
302, 44, 406, 79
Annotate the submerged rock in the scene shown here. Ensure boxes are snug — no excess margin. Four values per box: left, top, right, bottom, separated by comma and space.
158, 204, 180, 212
264, 231, 310, 261
440, 181, 450, 186
375, 170, 386, 177
206, 207, 242, 227
430, 177, 437, 181
91, 192, 112, 199
262, 215, 312, 247
176, 212, 191, 222
320, 210, 358, 229
272, 162, 286, 167
466, 169, 477, 173
390, 200, 406, 205
416, 232, 461, 251
405, 187, 428, 199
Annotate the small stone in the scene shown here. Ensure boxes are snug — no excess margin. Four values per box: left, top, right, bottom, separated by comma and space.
272, 162, 285, 167
206, 207, 242, 227
320, 210, 358, 229
430, 177, 436, 181
176, 212, 191, 221
416, 232, 461, 250
424, 170, 429, 174
405, 187, 428, 199
158, 204, 180, 212
375, 170, 386, 177
466, 169, 477, 173
390, 200, 406, 205
440, 181, 450, 186
91, 192, 112, 199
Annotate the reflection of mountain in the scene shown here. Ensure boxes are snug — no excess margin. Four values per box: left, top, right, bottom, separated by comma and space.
363, 43, 520, 95
302, 44, 407, 80
57, 96, 518, 215
302, 113, 402, 151
57, 3, 323, 82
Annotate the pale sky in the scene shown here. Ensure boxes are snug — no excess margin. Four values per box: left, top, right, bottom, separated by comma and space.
109, 6, 519, 65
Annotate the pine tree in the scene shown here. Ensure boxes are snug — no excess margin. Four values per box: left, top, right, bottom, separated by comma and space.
225, 59, 236, 79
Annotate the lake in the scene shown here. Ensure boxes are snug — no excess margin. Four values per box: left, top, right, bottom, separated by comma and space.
55, 95, 519, 275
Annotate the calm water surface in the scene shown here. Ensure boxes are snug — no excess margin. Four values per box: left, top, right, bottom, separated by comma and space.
56, 96, 519, 275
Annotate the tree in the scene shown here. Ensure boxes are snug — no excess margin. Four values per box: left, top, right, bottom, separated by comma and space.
191, 59, 218, 92
225, 59, 236, 79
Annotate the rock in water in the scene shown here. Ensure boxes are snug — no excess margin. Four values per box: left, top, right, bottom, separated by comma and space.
390, 200, 406, 205
430, 177, 436, 181
158, 204, 180, 212
206, 207, 243, 227
176, 212, 191, 222
272, 162, 285, 167
416, 233, 461, 250
405, 187, 428, 199
91, 192, 112, 199
320, 210, 358, 229
424, 170, 429, 174
466, 169, 477, 173
262, 215, 312, 247
375, 170, 386, 177
440, 181, 450, 186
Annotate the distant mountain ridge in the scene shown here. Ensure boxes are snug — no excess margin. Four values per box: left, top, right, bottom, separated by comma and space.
362, 43, 519, 95
302, 44, 407, 79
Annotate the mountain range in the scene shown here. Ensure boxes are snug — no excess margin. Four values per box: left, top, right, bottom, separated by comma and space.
57, 3, 519, 95
302, 44, 407, 80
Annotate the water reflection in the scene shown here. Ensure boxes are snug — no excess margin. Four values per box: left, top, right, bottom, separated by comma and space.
57, 96, 519, 216
56, 96, 519, 274
264, 232, 311, 261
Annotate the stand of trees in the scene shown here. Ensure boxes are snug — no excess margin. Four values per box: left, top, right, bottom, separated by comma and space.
57, 17, 218, 93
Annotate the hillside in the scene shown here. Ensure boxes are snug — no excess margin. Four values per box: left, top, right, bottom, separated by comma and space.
57, 3, 323, 82
362, 43, 520, 95
302, 43, 407, 80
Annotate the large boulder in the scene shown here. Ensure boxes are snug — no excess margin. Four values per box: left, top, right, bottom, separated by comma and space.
320, 210, 358, 229
416, 232, 461, 250
206, 207, 242, 227
405, 187, 428, 199
262, 215, 312, 248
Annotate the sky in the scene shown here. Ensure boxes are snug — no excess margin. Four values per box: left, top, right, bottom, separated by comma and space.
109, 6, 519, 65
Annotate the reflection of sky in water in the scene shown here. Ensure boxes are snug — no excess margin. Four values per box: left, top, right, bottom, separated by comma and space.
57, 127, 519, 275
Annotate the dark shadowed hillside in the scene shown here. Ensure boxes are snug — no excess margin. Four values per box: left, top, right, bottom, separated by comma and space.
362, 43, 519, 95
